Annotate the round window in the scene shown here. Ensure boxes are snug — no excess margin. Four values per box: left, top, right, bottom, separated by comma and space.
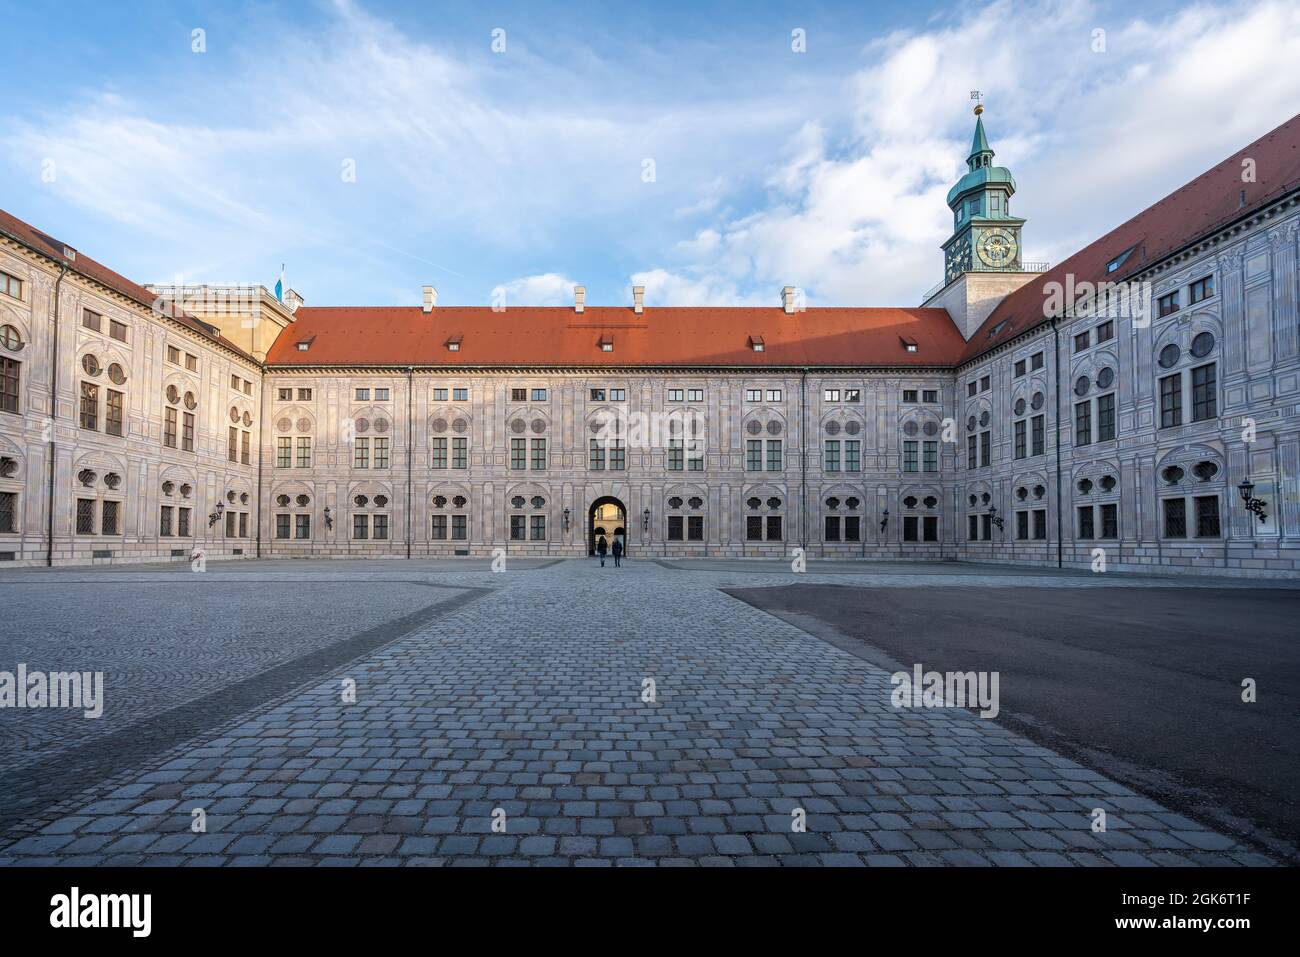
1158, 343, 1181, 369
1097, 367, 1114, 389
375, 495, 388, 507
825, 497, 840, 510
747, 497, 761, 510
81, 354, 100, 376
668, 496, 683, 509
1014, 398, 1026, 416
452, 495, 467, 508
0, 324, 22, 351
354, 495, 368, 507
846, 497, 860, 509
1191, 331, 1215, 358
766, 497, 782, 510
1031, 391, 1045, 411
108, 363, 126, 385
433, 495, 447, 508
1074, 375, 1090, 397
166, 385, 180, 404
979, 411, 990, 427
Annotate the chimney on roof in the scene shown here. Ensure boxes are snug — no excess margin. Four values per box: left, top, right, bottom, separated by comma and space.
422, 285, 437, 313
574, 285, 586, 314
781, 285, 796, 314
632, 285, 645, 315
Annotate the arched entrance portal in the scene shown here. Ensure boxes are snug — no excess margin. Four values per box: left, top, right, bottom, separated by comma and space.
588, 497, 626, 556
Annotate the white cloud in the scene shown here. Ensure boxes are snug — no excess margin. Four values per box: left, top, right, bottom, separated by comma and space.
500, 273, 580, 306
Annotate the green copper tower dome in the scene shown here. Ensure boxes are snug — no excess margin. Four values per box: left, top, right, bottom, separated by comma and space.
941, 104, 1026, 284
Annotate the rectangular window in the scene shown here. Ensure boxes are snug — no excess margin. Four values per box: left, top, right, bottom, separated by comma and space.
845, 389, 861, 403
453, 388, 468, 402
1101, 503, 1118, 539
241, 430, 250, 465
0, 357, 19, 413
1, 269, 24, 299
824, 389, 840, 402
1158, 291, 1180, 316
531, 388, 547, 402
1033, 510, 1047, 541
609, 439, 626, 470
451, 515, 467, 540
231, 374, 241, 391
1075, 400, 1092, 446
824, 440, 840, 472
355, 387, 370, 401
225, 511, 236, 537
1078, 506, 1095, 540
83, 309, 102, 332
1163, 498, 1187, 538
979, 431, 990, 467
373, 515, 389, 540
845, 440, 861, 472
1192, 363, 1216, 421
79, 382, 99, 430
588, 388, 606, 402
296, 437, 311, 468
903, 440, 918, 473
167, 345, 181, 365
276, 514, 290, 539
1031, 352, 1044, 371
1016, 511, 1029, 541
766, 516, 782, 541
277, 437, 292, 468
967, 381, 977, 397
845, 516, 861, 542
982, 514, 992, 540
101, 500, 119, 535
667, 515, 684, 541
182, 412, 195, 452
1014, 419, 1026, 459
923, 516, 937, 542
767, 440, 783, 471
238, 512, 248, 538
686, 389, 702, 402
902, 389, 918, 404
354, 437, 370, 469
1189, 275, 1214, 304
1074, 331, 1090, 353
510, 438, 526, 470
767, 389, 782, 402
109, 319, 128, 342
1031, 415, 1044, 457
178, 508, 191, 537
353, 515, 368, 540
433, 388, 448, 401
980, 375, 990, 392
295, 514, 311, 539
185, 354, 198, 372
667, 389, 683, 402
902, 516, 918, 542
431, 515, 447, 540
512, 388, 527, 402
968, 514, 979, 541
1160, 373, 1182, 428
1097, 393, 1115, 441
162, 407, 178, 449
102, 387, 124, 434
278, 388, 292, 401
76, 499, 96, 535
687, 515, 704, 541
530, 515, 546, 541
1195, 496, 1220, 538
746, 389, 762, 402
431, 438, 447, 469
452, 438, 467, 469
373, 437, 390, 469
297, 388, 312, 401
160, 506, 173, 537
922, 440, 937, 472
922, 389, 938, 403
825, 516, 841, 541
967, 434, 977, 470
0, 490, 15, 533
609, 388, 626, 401
686, 440, 703, 471
745, 440, 760, 472
671, 439, 686, 472
1014, 360, 1026, 378
228, 427, 238, 462
746, 516, 763, 541
374, 388, 390, 401
591, 439, 607, 470
1096, 320, 1114, 343
531, 438, 547, 470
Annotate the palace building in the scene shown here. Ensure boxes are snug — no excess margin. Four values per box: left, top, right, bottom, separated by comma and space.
1, 109, 1298, 574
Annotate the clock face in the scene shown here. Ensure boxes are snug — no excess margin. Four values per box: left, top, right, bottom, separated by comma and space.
978, 228, 1017, 267
945, 239, 971, 281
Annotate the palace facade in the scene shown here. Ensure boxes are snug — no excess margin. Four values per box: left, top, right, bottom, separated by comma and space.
2, 111, 1298, 575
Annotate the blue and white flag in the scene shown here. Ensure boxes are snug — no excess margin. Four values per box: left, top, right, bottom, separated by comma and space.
274, 264, 285, 302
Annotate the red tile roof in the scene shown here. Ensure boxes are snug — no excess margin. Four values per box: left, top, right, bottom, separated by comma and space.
960, 111, 1300, 364
0, 208, 258, 365
265, 306, 967, 368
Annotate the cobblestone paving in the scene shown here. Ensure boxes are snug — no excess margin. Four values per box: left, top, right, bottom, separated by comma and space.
0, 557, 1273, 866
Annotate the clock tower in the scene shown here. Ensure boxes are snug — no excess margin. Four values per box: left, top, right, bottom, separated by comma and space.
942, 105, 1026, 285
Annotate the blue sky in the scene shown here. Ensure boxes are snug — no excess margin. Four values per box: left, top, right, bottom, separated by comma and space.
2, 0, 1298, 309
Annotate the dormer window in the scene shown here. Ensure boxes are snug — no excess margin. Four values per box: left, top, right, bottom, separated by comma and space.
599, 336, 614, 352
900, 336, 918, 353
445, 335, 462, 352
748, 335, 765, 352
296, 336, 314, 352
1106, 246, 1136, 274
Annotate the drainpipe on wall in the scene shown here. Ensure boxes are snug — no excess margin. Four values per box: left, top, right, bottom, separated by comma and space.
406, 366, 413, 560
255, 361, 266, 559
800, 368, 808, 549
1052, 317, 1063, 569
46, 262, 68, 567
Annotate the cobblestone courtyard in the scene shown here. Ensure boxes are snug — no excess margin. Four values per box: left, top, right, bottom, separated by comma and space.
0, 557, 1282, 866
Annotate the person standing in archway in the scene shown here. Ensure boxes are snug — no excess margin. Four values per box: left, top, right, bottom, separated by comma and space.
611, 535, 623, 568
596, 535, 608, 567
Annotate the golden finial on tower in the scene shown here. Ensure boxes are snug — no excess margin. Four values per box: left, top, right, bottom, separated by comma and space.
971, 90, 984, 115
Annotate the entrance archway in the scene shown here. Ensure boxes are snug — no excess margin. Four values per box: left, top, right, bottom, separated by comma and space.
588, 496, 626, 556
